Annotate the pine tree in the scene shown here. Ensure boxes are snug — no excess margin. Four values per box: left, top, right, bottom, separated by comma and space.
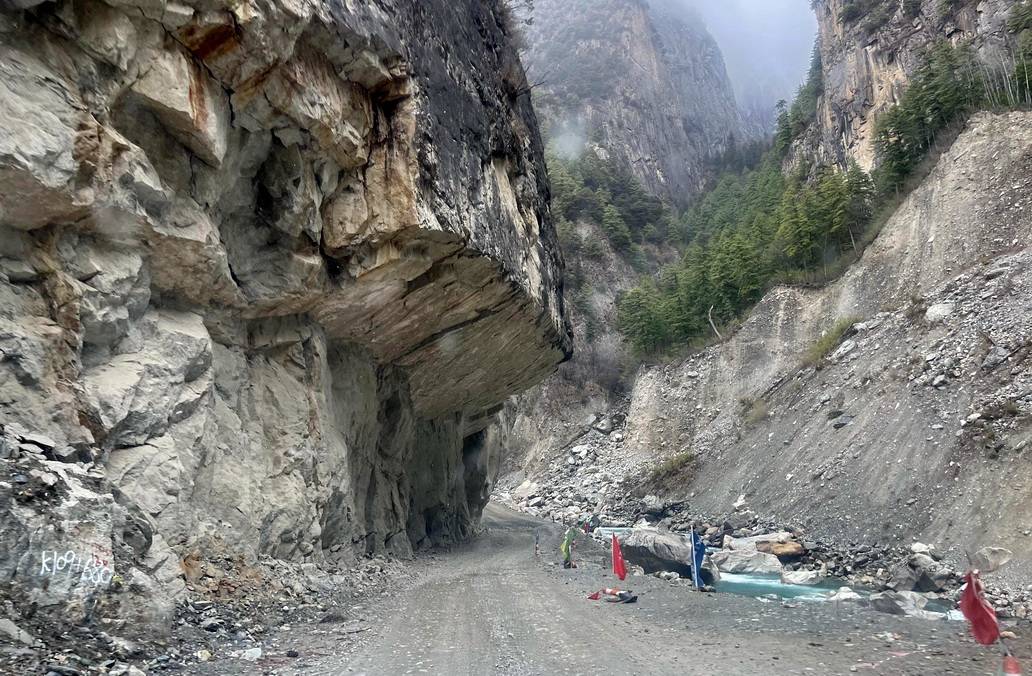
601, 204, 632, 251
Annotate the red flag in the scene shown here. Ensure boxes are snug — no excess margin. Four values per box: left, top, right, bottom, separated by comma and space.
612, 534, 627, 581
587, 590, 601, 600
959, 570, 1000, 645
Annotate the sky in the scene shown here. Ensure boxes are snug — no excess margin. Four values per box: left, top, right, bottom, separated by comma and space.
683, 0, 818, 127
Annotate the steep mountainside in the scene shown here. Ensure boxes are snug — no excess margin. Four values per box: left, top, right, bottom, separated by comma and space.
504, 0, 750, 476
525, 0, 745, 205
0, 0, 568, 638
622, 111, 1032, 576
800, 0, 1017, 169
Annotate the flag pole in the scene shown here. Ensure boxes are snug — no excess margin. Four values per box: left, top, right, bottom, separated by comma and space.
690, 524, 699, 591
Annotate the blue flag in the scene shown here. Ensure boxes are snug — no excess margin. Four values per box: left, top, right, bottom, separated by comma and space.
690, 531, 706, 588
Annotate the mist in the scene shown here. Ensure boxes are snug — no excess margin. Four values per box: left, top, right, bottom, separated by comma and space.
682, 0, 818, 130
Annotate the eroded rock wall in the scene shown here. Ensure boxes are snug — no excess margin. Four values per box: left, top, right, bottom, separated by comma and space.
0, 0, 570, 634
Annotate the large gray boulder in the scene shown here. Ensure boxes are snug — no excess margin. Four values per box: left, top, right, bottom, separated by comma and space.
908, 553, 958, 592
618, 530, 718, 585
709, 549, 783, 575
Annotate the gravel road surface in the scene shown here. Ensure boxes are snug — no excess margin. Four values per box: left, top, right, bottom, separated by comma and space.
200, 504, 1029, 675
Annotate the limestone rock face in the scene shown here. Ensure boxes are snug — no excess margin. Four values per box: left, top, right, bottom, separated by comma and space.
525, 0, 745, 205
0, 0, 569, 633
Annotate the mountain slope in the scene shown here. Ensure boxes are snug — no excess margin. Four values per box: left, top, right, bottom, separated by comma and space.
799, 0, 1019, 169
526, 0, 745, 205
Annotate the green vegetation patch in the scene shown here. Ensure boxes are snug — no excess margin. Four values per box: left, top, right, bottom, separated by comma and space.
547, 148, 672, 267
645, 451, 697, 491
802, 317, 861, 368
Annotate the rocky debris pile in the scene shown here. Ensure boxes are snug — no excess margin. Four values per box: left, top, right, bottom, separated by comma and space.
167, 554, 406, 672
496, 412, 649, 527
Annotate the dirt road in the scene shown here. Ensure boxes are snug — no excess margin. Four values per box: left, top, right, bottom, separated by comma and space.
202, 504, 1027, 675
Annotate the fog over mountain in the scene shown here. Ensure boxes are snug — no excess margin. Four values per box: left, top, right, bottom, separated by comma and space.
681, 0, 817, 131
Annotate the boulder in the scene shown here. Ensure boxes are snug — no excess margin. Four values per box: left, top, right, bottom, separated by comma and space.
971, 547, 1012, 573
909, 553, 956, 592
924, 303, 955, 323
868, 591, 909, 616
830, 339, 856, 360
781, 568, 824, 585
640, 494, 666, 516
770, 541, 807, 558
618, 529, 718, 585
513, 480, 539, 500
866, 591, 932, 618
723, 510, 756, 530
729, 531, 794, 551
887, 564, 920, 591
827, 586, 862, 603
0, 618, 35, 646
709, 549, 783, 575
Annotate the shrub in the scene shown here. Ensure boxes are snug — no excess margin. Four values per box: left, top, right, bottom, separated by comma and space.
581, 236, 605, 259
802, 317, 860, 367
645, 451, 696, 489
741, 397, 770, 426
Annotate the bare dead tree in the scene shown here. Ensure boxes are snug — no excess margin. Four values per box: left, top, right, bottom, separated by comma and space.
708, 306, 724, 341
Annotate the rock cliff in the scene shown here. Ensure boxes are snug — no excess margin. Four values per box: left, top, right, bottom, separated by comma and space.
525, 0, 744, 205
802, 0, 1016, 169
0, 0, 569, 637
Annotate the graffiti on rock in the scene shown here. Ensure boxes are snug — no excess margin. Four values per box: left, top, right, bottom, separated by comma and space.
39, 549, 114, 586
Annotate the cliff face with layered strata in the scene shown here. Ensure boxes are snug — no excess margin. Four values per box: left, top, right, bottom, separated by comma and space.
0, 0, 569, 633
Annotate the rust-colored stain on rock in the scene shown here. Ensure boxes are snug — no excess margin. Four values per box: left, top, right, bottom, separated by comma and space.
180, 21, 239, 61
188, 61, 209, 128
